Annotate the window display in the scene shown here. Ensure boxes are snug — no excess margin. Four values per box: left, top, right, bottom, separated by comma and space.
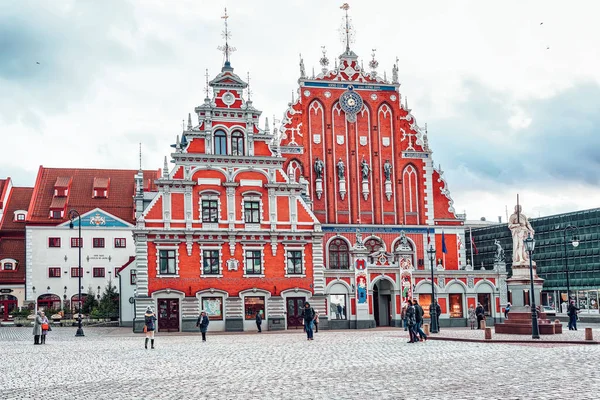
419, 294, 431, 318
244, 296, 265, 320
449, 294, 463, 318
478, 293, 491, 316
329, 294, 347, 320
202, 297, 223, 320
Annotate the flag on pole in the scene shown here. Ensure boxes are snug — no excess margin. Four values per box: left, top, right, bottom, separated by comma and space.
471, 234, 479, 254
441, 231, 447, 254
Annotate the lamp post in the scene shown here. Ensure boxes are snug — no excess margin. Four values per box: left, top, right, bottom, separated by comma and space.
524, 234, 540, 339
69, 209, 85, 337
427, 245, 438, 333
562, 225, 579, 304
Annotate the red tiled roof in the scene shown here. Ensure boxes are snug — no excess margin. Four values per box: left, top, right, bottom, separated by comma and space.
49, 196, 67, 210
27, 167, 160, 225
0, 187, 33, 232
0, 238, 25, 284
54, 176, 72, 188
93, 177, 110, 188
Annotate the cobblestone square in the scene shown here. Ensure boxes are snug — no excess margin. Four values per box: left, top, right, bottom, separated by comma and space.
1, 327, 599, 399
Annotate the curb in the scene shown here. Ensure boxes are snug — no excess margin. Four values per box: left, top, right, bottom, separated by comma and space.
425, 336, 600, 345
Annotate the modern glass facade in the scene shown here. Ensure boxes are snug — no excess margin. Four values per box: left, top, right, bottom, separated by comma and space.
467, 208, 600, 313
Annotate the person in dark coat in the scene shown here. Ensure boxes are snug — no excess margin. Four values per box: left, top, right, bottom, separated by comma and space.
144, 306, 157, 349
32, 310, 43, 345
196, 310, 210, 341
429, 300, 442, 331
255, 310, 262, 333
412, 300, 427, 341
567, 300, 580, 331
301, 301, 316, 340
504, 302, 511, 319
475, 303, 485, 329
405, 301, 417, 343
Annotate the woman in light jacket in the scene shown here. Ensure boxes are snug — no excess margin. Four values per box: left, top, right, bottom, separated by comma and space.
33, 311, 43, 345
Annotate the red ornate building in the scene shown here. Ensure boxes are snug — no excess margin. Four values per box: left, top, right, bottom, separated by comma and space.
133, 26, 322, 332
274, 8, 507, 328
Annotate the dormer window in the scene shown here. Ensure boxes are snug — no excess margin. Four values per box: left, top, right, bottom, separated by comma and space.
231, 131, 245, 156
1, 259, 17, 271
54, 188, 68, 197
16, 214, 25, 221
50, 210, 63, 219
14, 210, 27, 222
214, 130, 227, 155
53, 177, 71, 197
93, 177, 110, 198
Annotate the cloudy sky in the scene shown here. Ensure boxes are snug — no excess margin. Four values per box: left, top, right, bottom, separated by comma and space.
1, 0, 599, 221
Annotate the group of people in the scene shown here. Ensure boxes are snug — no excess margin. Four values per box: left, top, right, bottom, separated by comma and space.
467, 303, 488, 330
32, 310, 50, 345
402, 299, 438, 343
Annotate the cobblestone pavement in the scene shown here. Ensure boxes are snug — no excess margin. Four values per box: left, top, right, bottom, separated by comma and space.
1, 327, 599, 400
431, 323, 599, 342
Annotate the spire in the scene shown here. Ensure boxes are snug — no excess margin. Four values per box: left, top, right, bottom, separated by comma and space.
339, 3, 357, 60
264, 117, 270, 134
341, 3, 352, 53
246, 71, 252, 101
187, 113, 192, 130
217, 8, 236, 71
138, 143, 142, 171
163, 156, 169, 178
204, 69, 211, 102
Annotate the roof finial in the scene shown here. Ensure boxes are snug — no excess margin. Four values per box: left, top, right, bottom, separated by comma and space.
217, 8, 236, 69
264, 117, 270, 134
319, 46, 329, 74
187, 113, 192, 130
204, 69, 210, 100
139, 143, 142, 171
405, 96, 408, 110
247, 71, 252, 101
299, 54, 306, 79
340, 3, 352, 53
182, 119, 185, 132
163, 156, 168, 178
369, 49, 379, 76
291, 90, 295, 103
392, 57, 399, 84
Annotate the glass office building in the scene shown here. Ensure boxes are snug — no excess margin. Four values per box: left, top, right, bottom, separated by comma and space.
466, 208, 600, 314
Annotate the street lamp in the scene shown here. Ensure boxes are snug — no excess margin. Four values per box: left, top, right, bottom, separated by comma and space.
524, 234, 540, 339
69, 209, 85, 337
562, 225, 579, 304
427, 245, 438, 334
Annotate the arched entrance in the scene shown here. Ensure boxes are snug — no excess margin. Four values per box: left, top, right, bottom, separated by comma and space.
0, 295, 18, 320
373, 279, 394, 327
37, 294, 61, 312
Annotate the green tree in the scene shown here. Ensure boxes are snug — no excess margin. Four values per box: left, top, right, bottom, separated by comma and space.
99, 281, 119, 318
81, 288, 99, 314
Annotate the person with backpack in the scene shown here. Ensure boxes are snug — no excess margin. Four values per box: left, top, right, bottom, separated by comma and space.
144, 306, 157, 349
412, 299, 427, 341
301, 301, 316, 340
475, 303, 485, 329
196, 310, 210, 341
567, 300, 580, 331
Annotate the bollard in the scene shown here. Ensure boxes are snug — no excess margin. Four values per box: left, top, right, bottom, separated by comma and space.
554, 319, 560, 324
423, 323, 430, 335
480, 320, 486, 330
585, 327, 593, 341
485, 327, 492, 340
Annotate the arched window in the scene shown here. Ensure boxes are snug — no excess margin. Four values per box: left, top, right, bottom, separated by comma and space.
328, 238, 349, 269
214, 130, 227, 155
365, 237, 384, 253
37, 294, 61, 312
231, 131, 244, 156
403, 165, 419, 224
287, 160, 303, 183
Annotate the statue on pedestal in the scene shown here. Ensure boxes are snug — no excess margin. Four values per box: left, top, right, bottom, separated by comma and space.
508, 205, 535, 264
493, 240, 505, 263
337, 158, 345, 180
314, 158, 324, 179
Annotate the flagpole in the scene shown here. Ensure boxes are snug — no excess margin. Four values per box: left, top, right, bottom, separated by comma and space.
469, 226, 474, 268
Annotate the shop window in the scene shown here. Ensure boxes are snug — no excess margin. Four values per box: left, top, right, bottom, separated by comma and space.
419, 294, 432, 318
93, 238, 105, 248
244, 296, 265, 320
202, 250, 220, 275
202, 200, 219, 223
286, 250, 303, 275
159, 250, 177, 275
114, 238, 127, 248
330, 294, 347, 320
93, 267, 105, 278
245, 250, 262, 275
71, 267, 83, 278
478, 293, 492, 316
202, 297, 223, 320
48, 237, 61, 248
48, 267, 61, 278
449, 294, 463, 318
244, 201, 260, 223
328, 238, 349, 269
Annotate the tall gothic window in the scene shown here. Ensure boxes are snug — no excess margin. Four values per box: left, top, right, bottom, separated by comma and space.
328, 238, 349, 269
214, 130, 227, 155
231, 131, 244, 156
402, 165, 419, 224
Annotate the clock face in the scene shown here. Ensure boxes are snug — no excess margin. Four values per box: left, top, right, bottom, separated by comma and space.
340, 89, 363, 115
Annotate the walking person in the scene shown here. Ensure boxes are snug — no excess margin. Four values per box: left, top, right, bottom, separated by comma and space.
197, 310, 210, 340
405, 300, 417, 343
412, 300, 427, 341
468, 305, 476, 330
33, 310, 43, 345
567, 300, 580, 331
475, 302, 485, 329
504, 302, 511, 319
40, 311, 50, 344
144, 306, 157, 349
255, 310, 262, 333
401, 302, 408, 331
301, 302, 316, 340
314, 311, 320, 333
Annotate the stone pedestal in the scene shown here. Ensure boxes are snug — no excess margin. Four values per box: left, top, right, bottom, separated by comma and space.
339, 179, 346, 200
315, 178, 323, 200
506, 261, 544, 308
495, 311, 562, 335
